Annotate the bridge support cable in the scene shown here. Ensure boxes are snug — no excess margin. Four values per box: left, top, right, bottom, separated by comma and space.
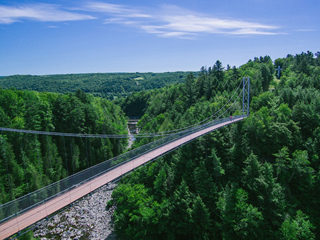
135, 85, 244, 139
85, 137, 89, 168
0, 77, 251, 238
20, 133, 30, 197
70, 138, 74, 175
242, 77, 250, 115
126, 83, 244, 139
136, 79, 244, 136
0, 132, 13, 201
89, 138, 92, 168
46, 135, 52, 170
0, 79, 245, 139
0, 115, 247, 234
62, 136, 68, 176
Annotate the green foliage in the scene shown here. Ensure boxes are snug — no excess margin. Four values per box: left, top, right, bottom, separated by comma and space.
217, 186, 264, 239
190, 195, 211, 240
111, 51, 320, 239
0, 89, 127, 205
18, 231, 38, 240
112, 183, 163, 240
0, 72, 193, 100
281, 210, 315, 240
3, 51, 318, 238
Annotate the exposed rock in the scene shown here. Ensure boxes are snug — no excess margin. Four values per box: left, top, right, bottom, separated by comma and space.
33, 183, 117, 239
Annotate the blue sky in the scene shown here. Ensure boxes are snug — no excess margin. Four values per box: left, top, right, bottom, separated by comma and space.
0, 0, 319, 76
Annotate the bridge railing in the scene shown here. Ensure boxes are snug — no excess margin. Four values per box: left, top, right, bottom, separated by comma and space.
0, 115, 247, 224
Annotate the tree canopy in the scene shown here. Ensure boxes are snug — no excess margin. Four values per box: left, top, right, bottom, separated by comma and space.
0, 72, 194, 100
110, 51, 320, 239
0, 89, 128, 205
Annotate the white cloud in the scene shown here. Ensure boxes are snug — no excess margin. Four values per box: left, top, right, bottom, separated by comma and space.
142, 6, 278, 37
85, 2, 151, 18
104, 18, 124, 24
84, 2, 279, 38
296, 29, 316, 32
159, 31, 197, 39
48, 25, 59, 28
0, 4, 95, 24
0, 2, 280, 38
85, 2, 126, 14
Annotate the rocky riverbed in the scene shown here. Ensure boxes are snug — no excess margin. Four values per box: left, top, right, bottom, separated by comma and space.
33, 183, 117, 240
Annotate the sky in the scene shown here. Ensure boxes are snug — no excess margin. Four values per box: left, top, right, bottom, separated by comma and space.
0, 0, 319, 76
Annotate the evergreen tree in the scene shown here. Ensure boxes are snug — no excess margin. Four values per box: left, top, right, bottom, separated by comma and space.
190, 195, 211, 240
184, 73, 196, 108
281, 210, 315, 240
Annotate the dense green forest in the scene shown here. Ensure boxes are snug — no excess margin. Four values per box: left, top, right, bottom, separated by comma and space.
0, 72, 193, 100
1, 51, 319, 239
110, 51, 320, 239
0, 89, 128, 205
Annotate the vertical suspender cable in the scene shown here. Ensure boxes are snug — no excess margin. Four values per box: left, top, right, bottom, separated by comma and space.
248, 77, 250, 115
47, 135, 52, 170
242, 77, 245, 115
20, 133, 30, 195
85, 137, 89, 168
36, 135, 41, 176
1, 131, 13, 200
88, 138, 92, 167
62, 136, 68, 176
88, 138, 93, 178
70, 138, 74, 175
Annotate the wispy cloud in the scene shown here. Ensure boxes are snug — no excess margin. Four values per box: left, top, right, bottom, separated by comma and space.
0, 4, 95, 24
85, 2, 151, 26
83, 2, 279, 38
48, 25, 59, 28
296, 28, 316, 32
85, 2, 151, 18
143, 14, 278, 37
0, 2, 279, 38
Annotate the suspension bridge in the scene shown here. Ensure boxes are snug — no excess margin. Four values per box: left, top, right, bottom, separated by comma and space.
0, 78, 250, 239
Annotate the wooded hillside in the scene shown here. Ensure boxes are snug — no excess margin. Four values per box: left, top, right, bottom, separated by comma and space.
0, 72, 193, 99
110, 51, 320, 240
0, 89, 128, 205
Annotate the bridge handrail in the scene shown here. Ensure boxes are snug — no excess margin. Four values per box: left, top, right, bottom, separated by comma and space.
0, 115, 247, 224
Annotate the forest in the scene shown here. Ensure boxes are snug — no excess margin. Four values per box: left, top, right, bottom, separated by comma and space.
0, 51, 319, 240
0, 72, 192, 100
109, 51, 320, 239
0, 89, 128, 205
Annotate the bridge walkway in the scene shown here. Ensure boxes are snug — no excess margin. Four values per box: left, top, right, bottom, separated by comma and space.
0, 116, 245, 239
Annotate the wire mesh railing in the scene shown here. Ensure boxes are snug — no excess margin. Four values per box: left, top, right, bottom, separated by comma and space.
0, 115, 247, 224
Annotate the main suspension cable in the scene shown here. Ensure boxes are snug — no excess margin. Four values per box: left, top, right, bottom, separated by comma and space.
0, 79, 245, 139
136, 79, 243, 136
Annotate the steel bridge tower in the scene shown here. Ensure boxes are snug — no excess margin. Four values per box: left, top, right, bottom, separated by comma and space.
242, 77, 250, 115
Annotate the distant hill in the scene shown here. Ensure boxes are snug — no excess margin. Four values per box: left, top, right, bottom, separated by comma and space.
0, 72, 196, 99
